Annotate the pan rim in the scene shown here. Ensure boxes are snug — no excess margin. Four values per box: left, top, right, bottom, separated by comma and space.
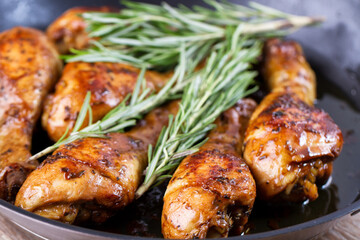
1, 199, 359, 239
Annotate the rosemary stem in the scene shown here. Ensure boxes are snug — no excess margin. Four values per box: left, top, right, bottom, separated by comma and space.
135, 174, 157, 198
29, 146, 56, 161
241, 16, 324, 34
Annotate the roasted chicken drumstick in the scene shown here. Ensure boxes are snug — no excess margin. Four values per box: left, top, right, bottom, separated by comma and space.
162, 99, 257, 239
15, 101, 178, 224
47, 6, 115, 54
0, 27, 61, 201
243, 39, 343, 202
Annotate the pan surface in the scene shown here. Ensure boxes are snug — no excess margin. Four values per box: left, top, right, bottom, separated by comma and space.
0, 0, 359, 239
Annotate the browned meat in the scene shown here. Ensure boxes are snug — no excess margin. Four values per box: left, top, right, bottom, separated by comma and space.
42, 62, 172, 141
47, 7, 116, 54
15, 101, 179, 224
243, 39, 343, 202
0, 27, 62, 202
162, 99, 257, 239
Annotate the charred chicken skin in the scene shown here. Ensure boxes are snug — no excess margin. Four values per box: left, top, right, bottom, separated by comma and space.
42, 62, 172, 141
162, 99, 257, 239
243, 39, 343, 202
0, 27, 61, 202
47, 6, 116, 54
15, 101, 179, 223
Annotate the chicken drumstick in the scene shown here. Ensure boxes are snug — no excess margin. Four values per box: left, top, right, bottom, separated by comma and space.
162, 99, 257, 239
243, 39, 343, 202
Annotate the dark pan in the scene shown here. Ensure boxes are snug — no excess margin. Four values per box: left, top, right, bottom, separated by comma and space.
0, 0, 359, 239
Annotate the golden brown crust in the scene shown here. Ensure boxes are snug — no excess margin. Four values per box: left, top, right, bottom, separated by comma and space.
42, 62, 172, 141
46, 6, 117, 54
243, 39, 343, 201
0, 27, 62, 201
162, 99, 257, 239
15, 101, 179, 224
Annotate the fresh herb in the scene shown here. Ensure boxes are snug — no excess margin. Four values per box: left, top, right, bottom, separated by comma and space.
30, 45, 192, 161
63, 0, 323, 71
135, 32, 261, 197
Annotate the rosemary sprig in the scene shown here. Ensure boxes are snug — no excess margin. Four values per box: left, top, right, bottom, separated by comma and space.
29, 45, 192, 161
62, 0, 323, 71
135, 32, 261, 197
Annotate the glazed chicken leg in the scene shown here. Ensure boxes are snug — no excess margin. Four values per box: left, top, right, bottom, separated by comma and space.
42, 62, 172, 141
162, 99, 257, 239
0, 27, 61, 201
47, 6, 116, 54
15, 101, 178, 224
243, 39, 343, 202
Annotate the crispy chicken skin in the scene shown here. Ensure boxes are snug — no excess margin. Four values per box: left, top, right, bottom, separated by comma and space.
0, 27, 61, 202
162, 99, 257, 239
15, 101, 179, 223
243, 39, 343, 202
42, 62, 172, 141
47, 7, 116, 54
